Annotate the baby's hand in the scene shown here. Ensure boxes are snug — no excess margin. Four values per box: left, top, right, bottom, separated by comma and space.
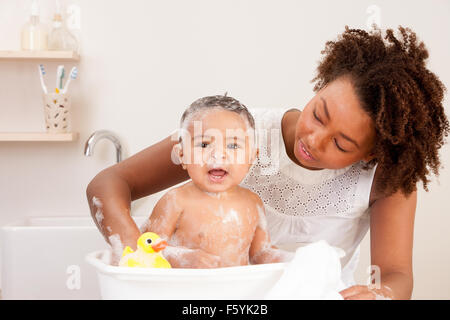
250, 247, 294, 264
164, 246, 221, 268
188, 249, 221, 268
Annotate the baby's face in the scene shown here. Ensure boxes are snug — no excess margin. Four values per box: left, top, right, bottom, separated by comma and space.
178, 109, 257, 193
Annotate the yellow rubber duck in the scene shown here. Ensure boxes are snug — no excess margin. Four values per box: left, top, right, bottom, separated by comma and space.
119, 232, 171, 268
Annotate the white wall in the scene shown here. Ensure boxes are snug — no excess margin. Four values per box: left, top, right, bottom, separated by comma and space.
0, 0, 449, 299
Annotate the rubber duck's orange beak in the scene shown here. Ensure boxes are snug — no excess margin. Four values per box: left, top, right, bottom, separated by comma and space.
152, 239, 168, 252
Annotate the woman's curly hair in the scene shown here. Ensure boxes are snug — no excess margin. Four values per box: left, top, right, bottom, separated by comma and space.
312, 26, 449, 197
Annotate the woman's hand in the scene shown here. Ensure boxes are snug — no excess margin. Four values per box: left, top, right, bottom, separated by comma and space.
340, 285, 394, 300
164, 246, 221, 268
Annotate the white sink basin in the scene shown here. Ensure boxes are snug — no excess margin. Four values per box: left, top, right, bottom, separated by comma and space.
0, 216, 146, 300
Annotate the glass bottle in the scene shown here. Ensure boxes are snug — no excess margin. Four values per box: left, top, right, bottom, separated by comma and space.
21, 0, 48, 51
48, 0, 78, 52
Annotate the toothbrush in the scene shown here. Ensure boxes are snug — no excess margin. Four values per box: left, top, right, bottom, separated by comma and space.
59, 66, 65, 90
38, 64, 48, 94
62, 66, 78, 94
56, 65, 64, 93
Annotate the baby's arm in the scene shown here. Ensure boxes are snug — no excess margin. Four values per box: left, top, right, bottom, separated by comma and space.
144, 189, 182, 238
143, 189, 220, 268
249, 198, 294, 264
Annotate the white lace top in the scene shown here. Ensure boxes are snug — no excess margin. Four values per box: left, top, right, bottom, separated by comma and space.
240, 108, 378, 286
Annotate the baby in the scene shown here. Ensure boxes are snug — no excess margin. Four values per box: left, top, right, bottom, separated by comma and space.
141, 95, 292, 268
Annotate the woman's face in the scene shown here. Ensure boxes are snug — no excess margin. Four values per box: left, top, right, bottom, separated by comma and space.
293, 76, 376, 170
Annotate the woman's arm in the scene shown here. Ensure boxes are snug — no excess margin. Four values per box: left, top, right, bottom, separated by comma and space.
86, 134, 190, 251
340, 189, 417, 300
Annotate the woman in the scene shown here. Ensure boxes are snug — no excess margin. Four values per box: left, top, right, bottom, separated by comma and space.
86, 26, 449, 299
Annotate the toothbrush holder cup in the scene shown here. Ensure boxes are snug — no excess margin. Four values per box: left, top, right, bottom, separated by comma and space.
43, 92, 71, 133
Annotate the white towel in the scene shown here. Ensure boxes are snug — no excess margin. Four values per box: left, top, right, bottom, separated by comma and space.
265, 240, 346, 300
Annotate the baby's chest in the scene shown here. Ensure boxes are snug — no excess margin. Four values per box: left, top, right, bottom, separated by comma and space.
179, 206, 258, 244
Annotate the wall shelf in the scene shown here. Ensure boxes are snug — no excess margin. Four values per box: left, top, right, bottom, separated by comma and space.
0, 132, 78, 142
0, 50, 79, 61
0, 51, 80, 143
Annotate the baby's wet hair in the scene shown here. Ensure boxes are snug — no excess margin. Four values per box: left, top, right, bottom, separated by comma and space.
180, 95, 255, 132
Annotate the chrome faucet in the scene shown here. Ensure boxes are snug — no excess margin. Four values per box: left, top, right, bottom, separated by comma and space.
84, 130, 123, 163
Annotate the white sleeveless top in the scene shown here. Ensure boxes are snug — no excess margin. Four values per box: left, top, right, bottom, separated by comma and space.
240, 108, 378, 286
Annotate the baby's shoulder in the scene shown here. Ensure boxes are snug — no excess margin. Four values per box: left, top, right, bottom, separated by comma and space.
168, 180, 194, 193
238, 186, 264, 208
160, 183, 189, 206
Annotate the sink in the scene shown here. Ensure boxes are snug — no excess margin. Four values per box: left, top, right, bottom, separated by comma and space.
0, 215, 146, 300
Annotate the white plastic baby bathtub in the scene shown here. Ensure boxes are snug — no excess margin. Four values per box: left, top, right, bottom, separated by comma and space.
86, 250, 287, 300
